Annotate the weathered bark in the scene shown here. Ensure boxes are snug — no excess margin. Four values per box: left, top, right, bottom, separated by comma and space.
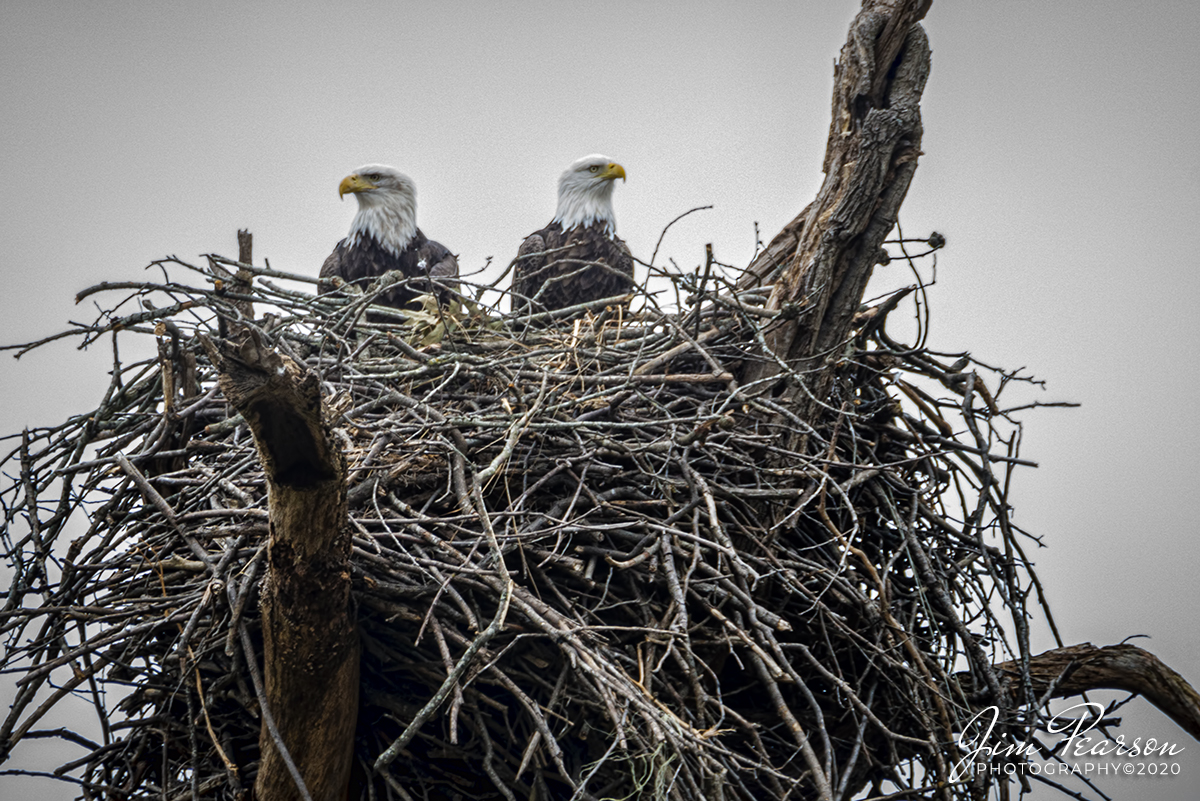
996, 643, 1200, 741
207, 326, 358, 801
739, 0, 931, 427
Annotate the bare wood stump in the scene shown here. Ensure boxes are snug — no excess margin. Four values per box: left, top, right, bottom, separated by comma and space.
207, 328, 358, 801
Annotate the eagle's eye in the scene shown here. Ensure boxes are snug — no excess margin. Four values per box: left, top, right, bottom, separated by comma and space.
588, 165, 600, 173
366, 173, 381, 181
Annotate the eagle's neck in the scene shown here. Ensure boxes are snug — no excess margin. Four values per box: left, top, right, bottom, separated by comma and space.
553, 180, 617, 237
347, 194, 417, 256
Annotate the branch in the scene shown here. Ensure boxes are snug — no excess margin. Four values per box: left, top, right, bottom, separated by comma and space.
204, 321, 359, 801
739, 0, 932, 418
996, 643, 1200, 742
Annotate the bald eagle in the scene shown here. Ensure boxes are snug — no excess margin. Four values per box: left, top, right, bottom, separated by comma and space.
513, 155, 634, 316
319, 164, 458, 312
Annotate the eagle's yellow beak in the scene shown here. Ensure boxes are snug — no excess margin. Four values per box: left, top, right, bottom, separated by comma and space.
338, 173, 376, 199
603, 163, 627, 183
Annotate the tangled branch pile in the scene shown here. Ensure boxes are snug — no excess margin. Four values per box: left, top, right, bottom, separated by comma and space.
3, 248, 1061, 800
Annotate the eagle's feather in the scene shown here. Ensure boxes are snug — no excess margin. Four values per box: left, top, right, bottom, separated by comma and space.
320, 164, 458, 311
513, 155, 633, 316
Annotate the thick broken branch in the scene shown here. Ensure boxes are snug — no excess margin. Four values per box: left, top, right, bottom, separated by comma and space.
740, 0, 931, 425
206, 324, 358, 801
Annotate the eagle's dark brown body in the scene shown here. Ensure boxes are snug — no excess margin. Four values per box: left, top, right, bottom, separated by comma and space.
320, 230, 458, 311
513, 221, 634, 315
318, 164, 458, 314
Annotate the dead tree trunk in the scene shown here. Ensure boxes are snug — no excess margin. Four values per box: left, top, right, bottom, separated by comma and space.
206, 322, 358, 800
739, 0, 931, 428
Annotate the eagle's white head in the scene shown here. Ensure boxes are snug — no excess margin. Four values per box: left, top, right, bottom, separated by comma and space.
339, 164, 418, 256
553, 154, 626, 236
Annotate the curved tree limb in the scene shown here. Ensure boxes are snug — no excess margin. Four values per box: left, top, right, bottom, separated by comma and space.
996, 643, 1200, 742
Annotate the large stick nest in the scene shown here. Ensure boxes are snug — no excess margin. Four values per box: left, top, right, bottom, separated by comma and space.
2, 247, 1064, 800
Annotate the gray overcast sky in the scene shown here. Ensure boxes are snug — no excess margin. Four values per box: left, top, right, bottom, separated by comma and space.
3, 1, 1198, 798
